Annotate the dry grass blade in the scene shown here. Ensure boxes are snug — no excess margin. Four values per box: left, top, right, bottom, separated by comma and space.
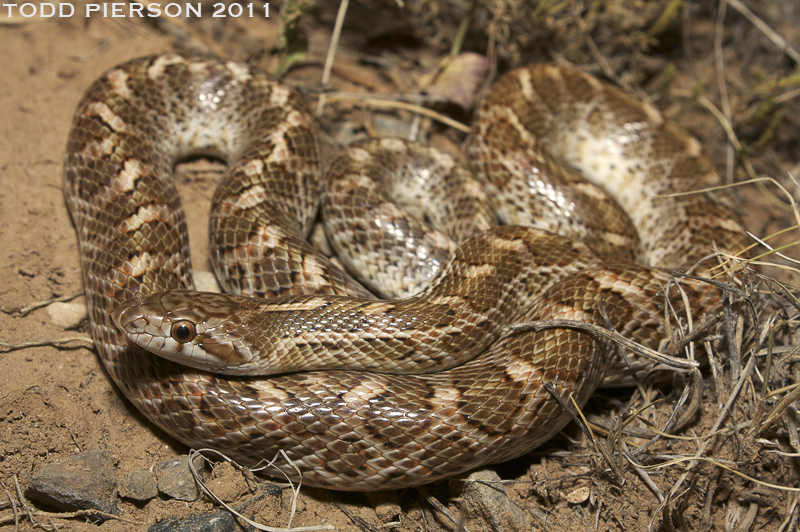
13, 292, 84, 317
556, 391, 626, 485
334, 502, 379, 532
0, 337, 93, 352
648, 350, 759, 530
322, 93, 472, 133
315, 0, 349, 116
663, 314, 722, 357
188, 449, 334, 532
645, 455, 800, 493
726, 0, 800, 64
2, 487, 18, 530
508, 320, 700, 370
757, 383, 800, 437
621, 440, 663, 502
416, 485, 471, 532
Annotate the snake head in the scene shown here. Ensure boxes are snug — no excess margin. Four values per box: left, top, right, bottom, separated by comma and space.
111, 290, 263, 374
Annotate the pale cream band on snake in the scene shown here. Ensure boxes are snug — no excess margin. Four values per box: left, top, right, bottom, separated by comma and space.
64, 54, 749, 491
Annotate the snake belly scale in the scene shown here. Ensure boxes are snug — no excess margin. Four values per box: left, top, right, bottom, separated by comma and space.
64, 54, 746, 490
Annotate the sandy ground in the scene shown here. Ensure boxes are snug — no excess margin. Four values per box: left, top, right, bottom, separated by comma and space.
1, 1, 800, 531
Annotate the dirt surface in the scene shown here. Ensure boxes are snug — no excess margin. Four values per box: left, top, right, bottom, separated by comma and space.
2, 1, 800, 531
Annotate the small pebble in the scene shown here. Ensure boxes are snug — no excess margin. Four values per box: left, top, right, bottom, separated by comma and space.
119, 469, 159, 501
155, 454, 204, 501
46, 298, 87, 329
567, 485, 592, 505
459, 468, 529, 531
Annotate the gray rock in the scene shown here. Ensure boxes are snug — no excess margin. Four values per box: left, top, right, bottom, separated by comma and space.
148, 483, 282, 532
119, 469, 159, 501
26, 450, 118, 518
149, 509, 235, 532
155, 454, 204, 501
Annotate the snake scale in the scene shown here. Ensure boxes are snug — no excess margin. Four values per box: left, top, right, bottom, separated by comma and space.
64, 54, 748, 491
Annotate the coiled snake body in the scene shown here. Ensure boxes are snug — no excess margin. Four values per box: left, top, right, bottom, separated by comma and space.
64, 54, 748, 490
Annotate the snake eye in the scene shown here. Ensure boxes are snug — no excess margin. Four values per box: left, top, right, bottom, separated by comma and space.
171, 321, 196, 343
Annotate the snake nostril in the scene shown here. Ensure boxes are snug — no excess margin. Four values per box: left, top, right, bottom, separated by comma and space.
171, 321, 196, 343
